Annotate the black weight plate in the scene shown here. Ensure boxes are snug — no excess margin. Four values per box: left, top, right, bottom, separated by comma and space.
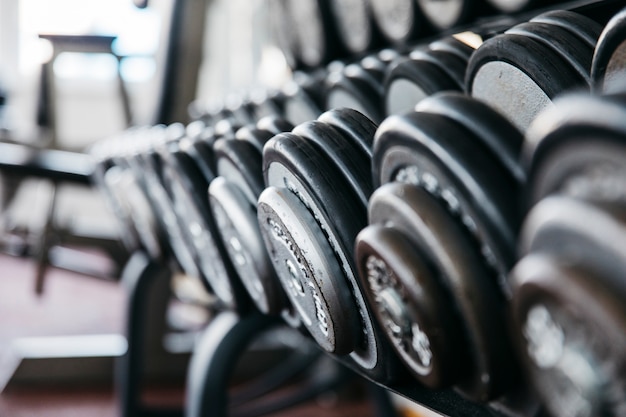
384, 58, 460, 116
282, 72, 326, 125
355, 223, 464, 388
467, 33, 585, 132
484, 0, 546, 13
248, 88, 286, 121
256, 116, 294, 137
234, 126, 273, 155
209, 177, 284, 315
317, 107, 376, 159
292, 120, 373, 205
285, 0, 345, 68
136, 148, 201, 281
519, 196, 626, 295
510, 254, 626, 417
373, 112, 518, 291
592, 8, 626, 93
428, 36, 476, 62
530, 10, 602, 49
329, 0, 376, 54
415, 91, 525, 184
416, 0, 475, 31
214, 137, 264, 203
162, 147, 242, 309
263, 133, 393, 381
369, 0, 424, 44
326, 63, 385, 123
506, 21, 592, 85
368, 183, 514, 401
257, 185, 359, 354
523, 93, 626, 207
408, 48, 468, 90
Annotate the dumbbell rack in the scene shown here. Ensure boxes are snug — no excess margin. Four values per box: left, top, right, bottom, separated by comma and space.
104, 1, 626, 417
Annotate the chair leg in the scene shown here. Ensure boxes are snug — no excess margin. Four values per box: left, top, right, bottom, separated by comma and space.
34, 182, 58, 295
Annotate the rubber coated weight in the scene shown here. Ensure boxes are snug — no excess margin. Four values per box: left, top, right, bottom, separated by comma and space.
416, 0, 475, 31
366, 183, 514, 401
523, 93, 626, 208
284, 0, 345, 68
415, 92, 525, 184
256, 116, 294, 137
214, 138, 264, 204
260, 132, 363, 354
329, 0, 379, 54
373, 111, 519, 293
355, 223, 464, 388
282, 71, 326, 125
292, 120, 373, 206
485, 0, 550, 13
261, 132, 395, 381
317, 107, 376, 159
505, 21, 593, 85
592, 7, 626, 93
408, 48, 468, 90
467, 33, 587, 132
428, 36, 476, 62
233, 126, 273, 155
512, 197, 626, 417
161, 143, 241, 308
326, 57, 386, 123
209, 177, 283, 315
530, 10, 602, 50
369, 0, 424, 45
384, 57, 460, 116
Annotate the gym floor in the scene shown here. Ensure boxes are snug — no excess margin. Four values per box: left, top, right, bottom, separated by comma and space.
0, 253, 381, 417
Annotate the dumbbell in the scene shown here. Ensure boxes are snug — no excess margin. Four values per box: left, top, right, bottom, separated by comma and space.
385, 36, 475, 116
257, 108, 400, 383
466, 10, 603, 132
208, 118, 294, 317
415, 0, 484, 32
282, 69, 329, 126
271, 0, 347, 68
326, 51, 398, 123
157, 121, 252, 311
592, 7, 626, 93
369, 0, 426, 46
357, 92, 523, 400
328, 0, 383, 55
510, 92, 626, 417
485, 0, 559, 14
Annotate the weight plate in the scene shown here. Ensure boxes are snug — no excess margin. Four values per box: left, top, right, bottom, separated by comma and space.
369, 0, 422, 44
209, 177, 283, 315
368, 183, 514, 401
510, 254, 626, 417
256, 116, 294, 137
484, 0, 534, 13
524, 93, 626, 207
416, 0, 474, 31
373, 112, 518, 292
329, 0, 374, 54
257, 186, 359, 354
292, 120, 373, 205
384, 58, 460, 116
408, 48, 469, 90
428, 36, 476, 62
234, 126, 274, 155
162, 148, 239, 308
317, 107, 376, 159
530, 10, 603, 50
506, 21, 592, 85
356, 223, 464, 388
326, 62, 385, 123
282, 71, 326, 125
263, 133, 390, 379
592, 7, 626, 93
214, 138, 264, 203
467, 33, 585, 132
415, 91, 525, 184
